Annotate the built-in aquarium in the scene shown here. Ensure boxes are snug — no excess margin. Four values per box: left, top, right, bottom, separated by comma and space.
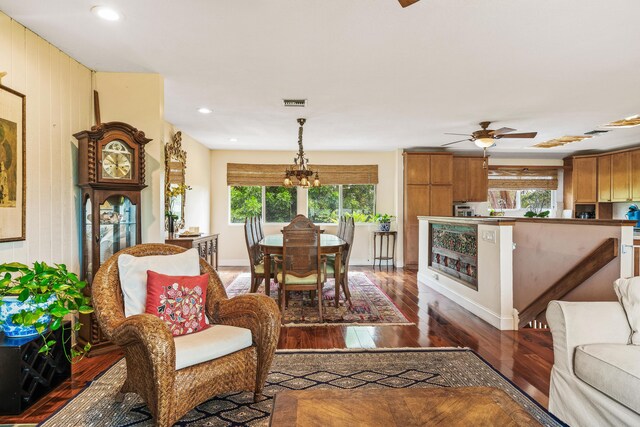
428, 222, 478, 290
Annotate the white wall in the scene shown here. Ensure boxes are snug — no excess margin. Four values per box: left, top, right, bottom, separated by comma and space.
164, 122, 210, 234
94, 72, 165, 243
210, 149, 400, 266
0, 13, 93, 270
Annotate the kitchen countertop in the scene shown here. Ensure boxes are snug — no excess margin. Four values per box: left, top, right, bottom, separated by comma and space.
419, 216, 637, 227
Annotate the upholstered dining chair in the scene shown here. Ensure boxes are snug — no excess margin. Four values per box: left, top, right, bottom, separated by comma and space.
276, 215, 325, 321
327, 216, 354, 304
91, 244, 281, 427
244, 217, 276, 293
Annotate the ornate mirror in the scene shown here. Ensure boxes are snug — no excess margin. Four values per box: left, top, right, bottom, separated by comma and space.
164, 131, 188, 231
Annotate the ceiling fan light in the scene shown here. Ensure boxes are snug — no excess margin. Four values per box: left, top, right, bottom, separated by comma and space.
474, 138, 495, 149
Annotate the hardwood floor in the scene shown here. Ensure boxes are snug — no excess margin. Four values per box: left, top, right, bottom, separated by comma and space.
0, 267, 554, 424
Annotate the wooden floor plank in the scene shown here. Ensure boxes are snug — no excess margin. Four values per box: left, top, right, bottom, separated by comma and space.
0, 266, 554, 424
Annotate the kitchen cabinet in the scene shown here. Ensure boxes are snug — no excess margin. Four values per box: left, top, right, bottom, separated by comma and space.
611, 152, 632, 202
403, 152, 453, 269
631, 150, 640, 201
405, 154, 431, 185
573, 157, 597, 203
431, 185, 454, 216
597, 155, 612, 202
453, 157, 488, 202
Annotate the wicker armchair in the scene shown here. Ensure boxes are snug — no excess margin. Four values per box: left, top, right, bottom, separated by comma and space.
91, 244, 281, 427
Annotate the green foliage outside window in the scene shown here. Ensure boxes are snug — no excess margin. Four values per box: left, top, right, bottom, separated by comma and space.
342, 185, 375, 221
230, 186, 262, 223
308, 185, 339, 223
265, 186, 297, 223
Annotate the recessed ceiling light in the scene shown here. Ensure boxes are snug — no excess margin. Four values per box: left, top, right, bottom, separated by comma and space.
198, 107, 212, 114
91, 6, 121, 21
229, 138, 238, 142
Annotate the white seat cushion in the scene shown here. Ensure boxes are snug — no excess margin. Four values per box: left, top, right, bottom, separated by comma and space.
174, 324, 253, 370
118, 248, 201, 317
574, 343, 640, 413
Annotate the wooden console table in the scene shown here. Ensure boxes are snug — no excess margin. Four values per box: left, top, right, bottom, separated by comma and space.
270, 387, 540, 426
166, 233, 219, 269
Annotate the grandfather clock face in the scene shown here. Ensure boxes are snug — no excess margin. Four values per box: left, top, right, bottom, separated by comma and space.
101, 140, 134, 180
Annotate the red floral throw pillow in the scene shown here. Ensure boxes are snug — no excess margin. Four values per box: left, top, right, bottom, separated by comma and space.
145, 270, 209, 336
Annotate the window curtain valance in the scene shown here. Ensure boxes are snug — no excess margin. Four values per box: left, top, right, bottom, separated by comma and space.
227, 163, 379, 186
488, 166, 559, 190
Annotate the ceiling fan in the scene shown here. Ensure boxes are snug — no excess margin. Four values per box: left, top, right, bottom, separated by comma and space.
398, 0, 421, 7
442, 121, 538, 149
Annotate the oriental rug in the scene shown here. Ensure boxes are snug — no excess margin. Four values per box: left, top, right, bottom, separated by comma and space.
225, 272, 412, 326
41, 349, 563, 427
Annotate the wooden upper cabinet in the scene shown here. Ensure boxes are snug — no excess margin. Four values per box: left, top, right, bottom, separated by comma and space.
632, 150, 640, 201
452, 157, 488, 202
467, 158, 488, 202
573, 157, 597, 203
452, 157, 468, 202
597, 155, 612, 202
611, 152, 631, 202
430, 154, 453, 185
405, 154, 431, 185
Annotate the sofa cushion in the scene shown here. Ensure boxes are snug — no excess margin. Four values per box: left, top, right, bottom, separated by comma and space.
174, 324, 253, 370
574, 343, 640, 413
118, 249, 200, 317
614, 277, 640, 344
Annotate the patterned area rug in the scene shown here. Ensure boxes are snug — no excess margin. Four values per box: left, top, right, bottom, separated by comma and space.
225, 272, 411, 326
41, 349, 562, 427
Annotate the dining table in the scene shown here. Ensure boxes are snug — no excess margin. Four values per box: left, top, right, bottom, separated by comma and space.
258, 233, 347, 307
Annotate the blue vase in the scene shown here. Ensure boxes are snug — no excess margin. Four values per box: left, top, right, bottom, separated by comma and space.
0, 296, 53, 338
379, 222, 391, 232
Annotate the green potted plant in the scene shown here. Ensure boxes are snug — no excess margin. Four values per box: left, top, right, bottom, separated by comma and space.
0, 261, 93, 362
371, 213, 395, 231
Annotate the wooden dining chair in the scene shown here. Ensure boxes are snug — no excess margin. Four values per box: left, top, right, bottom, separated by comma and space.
276, 216, 325, 322
337, 215, 346, 240
327, 216, 354, 304
244, 217, 275, 293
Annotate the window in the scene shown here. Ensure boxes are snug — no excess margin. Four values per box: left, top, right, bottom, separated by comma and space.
230, 184, 376, 224
342, 184, 376, 222
265, 186, 297, 223
230, 186, 262, 223
308, 184, 376, 223
230, 186, 297, 224
488, 189, 553, 211
308, 185, 339, 223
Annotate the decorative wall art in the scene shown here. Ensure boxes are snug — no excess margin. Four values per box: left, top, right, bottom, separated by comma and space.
0, 81, 26, 242
429, 222, 478, 290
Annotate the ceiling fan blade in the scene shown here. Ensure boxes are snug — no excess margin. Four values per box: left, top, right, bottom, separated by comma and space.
398, 0, 421, 7
444, 133, 473, 136
491, 127, 516, 136
495, 132, 538, 139
441, 139, 471, 147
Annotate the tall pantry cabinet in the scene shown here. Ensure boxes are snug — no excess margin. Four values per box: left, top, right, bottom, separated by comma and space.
403, 152, 453, 269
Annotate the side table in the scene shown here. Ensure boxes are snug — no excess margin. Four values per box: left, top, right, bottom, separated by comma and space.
166, 233, 219, 269
372, 231, 397, 271
0, 327, 71, 414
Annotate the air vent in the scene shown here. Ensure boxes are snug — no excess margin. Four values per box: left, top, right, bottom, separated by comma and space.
584, 130, 609, 135
282, 99, 307, 107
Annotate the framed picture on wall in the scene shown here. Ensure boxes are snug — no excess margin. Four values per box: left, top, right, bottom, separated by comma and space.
0, 82, 26, 242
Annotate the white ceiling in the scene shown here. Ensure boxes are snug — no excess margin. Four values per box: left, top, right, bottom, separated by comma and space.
2, 0, 640, 157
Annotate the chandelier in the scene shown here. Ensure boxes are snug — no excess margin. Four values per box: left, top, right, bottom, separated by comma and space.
283, 118, 320, 187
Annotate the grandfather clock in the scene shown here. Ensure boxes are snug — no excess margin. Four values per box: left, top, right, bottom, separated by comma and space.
75, 121, 151, 354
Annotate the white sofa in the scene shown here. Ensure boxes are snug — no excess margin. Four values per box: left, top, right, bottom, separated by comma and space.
547, 300, 640, 426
